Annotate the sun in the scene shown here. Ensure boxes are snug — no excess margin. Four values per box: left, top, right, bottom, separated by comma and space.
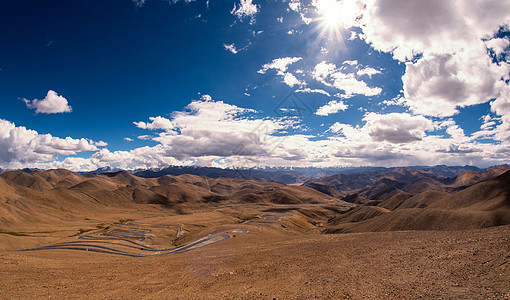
313, 0, 359, 29
316, 0, 344, 27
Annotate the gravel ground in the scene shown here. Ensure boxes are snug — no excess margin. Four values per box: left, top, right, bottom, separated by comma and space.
1, 225, 509, 299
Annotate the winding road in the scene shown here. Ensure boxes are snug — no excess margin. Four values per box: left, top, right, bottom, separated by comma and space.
22, 222, 248, 257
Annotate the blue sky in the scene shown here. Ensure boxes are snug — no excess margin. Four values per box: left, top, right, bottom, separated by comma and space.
1, 0, 510, 171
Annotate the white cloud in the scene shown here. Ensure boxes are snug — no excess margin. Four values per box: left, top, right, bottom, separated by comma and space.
258, 57, 302, 74
200, 94, 213, 101
94, 141, 108, 147
315, 100, 348, 116
490, 87, 510, 141
486, 37, 510, 59
347, 0, 510, 124
403, 47, 508, 117
288, 0, 301, 12
363, 113, 435, 143
343, 60, 358, 66
358, 0, 510, 61
357, 67, 381, 78
283, 73, 301, 87
134, 116, 173, 130
0, 119, 97, 167
348, 31, 358, 40
258, 57, 303, 87
223, 43, 238, 54
223, 42, 251, 54
124, 137, 134, 142
231, 0, 259, 22
295, 88, 331, 97
23, 90, 72, 114
130, 97, 294, 161
330, 113, 434, 144
288, 0, 312, 24
382, 95, 406, 107
313, 61, 382, 97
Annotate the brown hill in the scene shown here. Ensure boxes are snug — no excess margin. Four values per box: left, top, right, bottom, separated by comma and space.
35, 169, 84, 188
305, 165, 510, 199
100, 171, 149, 186
324, 170, 510, 233
304, 167, 448, 192
0, 169, 342, 231
377, 192, 413, 210
451, 164, 510, 188
403, 177, 447, 194
0, 170, 54, 191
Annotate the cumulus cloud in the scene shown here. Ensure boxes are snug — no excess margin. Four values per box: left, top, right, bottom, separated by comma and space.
357, 67, 381, 78
131, 97, 297, 161
403, 47, 509, 117
358, 0, 510, 61
315, 100, 348, 116
363, 113, 435, 143
258, 57, 303, 87
342, 0, 510, 124
312, 61, 382, 98
231, 0, 259, 22
23, 90, 72, 114
330, 113, 434, 144
490, 87, 510, 141
283, 73, 301, 87
0, 119, 97, 167
382, 95, 406, 107
134, 116, 173, 130
334, 145, 408, 161
94, 141, 108, 147
258, 57, 302, 74
436, 144, 481, 154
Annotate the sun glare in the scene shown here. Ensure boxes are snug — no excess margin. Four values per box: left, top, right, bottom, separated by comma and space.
313, 0, 359, 29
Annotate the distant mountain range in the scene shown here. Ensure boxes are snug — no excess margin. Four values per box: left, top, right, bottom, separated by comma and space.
0, 165, 491, 184
85, 165, 484, 184
304, 164, 510, 205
